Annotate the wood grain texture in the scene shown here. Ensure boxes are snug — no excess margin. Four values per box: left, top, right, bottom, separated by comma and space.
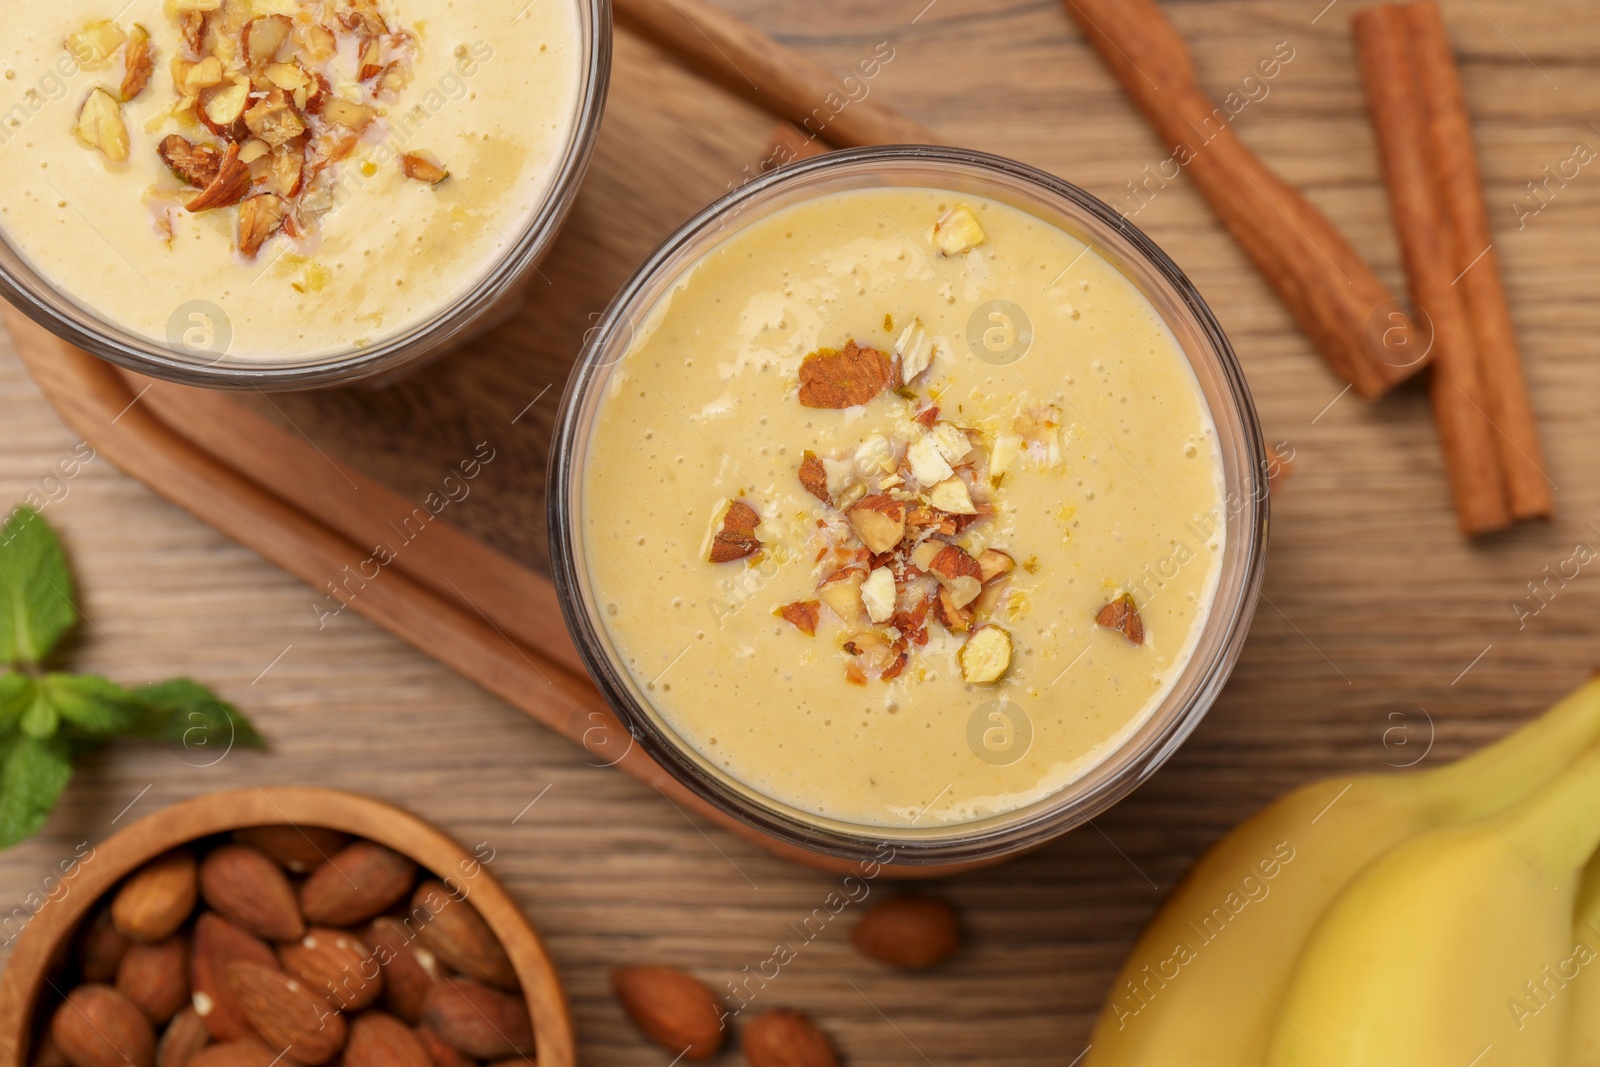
0, 789, 574, 1067
3, 2, 1600, 1063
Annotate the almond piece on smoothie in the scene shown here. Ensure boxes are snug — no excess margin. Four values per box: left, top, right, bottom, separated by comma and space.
894, 318, 942, 385
75, 87, 129, 162
927, 476, 977, 515
860, 566, 896, 624
244, 90, 304, 146
241, 15, 292, 70
777, 601, 821, 637
237, 194, 290, 258
186, 143, 249, 211
65, 21, 126, 69
934, 586, 973, 633
709, 500, 762, 563
798, 340, 896, 409
959, 625, 1012, 684
400, 152, 449, 185
933, 204, 985, 256
928, 422, 973, 464
798, 451, 831, 503
818, 568, 866, 625
848, 496, 906, 554
121, 25, 154, 101
929, 545, 983, 608
321, 96, 377, 131
905, 435, 953, 487
200, 76, 252, 134
1096, 593, 1145, 646
158, 135, 222, 187
977, 549, 1015, 583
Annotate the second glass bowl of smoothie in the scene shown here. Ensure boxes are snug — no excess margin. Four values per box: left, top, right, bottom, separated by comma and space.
550, 146, 1268, 866
0, 0, 609, 388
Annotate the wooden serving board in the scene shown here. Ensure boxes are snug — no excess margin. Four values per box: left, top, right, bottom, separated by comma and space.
4, 0, 1600, 1062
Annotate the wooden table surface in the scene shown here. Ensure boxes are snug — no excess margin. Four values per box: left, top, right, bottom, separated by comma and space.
4, 0, 1600, 1062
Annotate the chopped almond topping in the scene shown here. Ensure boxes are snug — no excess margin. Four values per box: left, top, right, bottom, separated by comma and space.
977, 549, 1015, 584
777, 600, 820, 637
933, 204, 986, 256
261, 143, 305, 198
847, 496, 906, 555
905, 435, 953, 487
121, 25, 153, 101
321, 96, 377, 131
927, 476, 978, 516
200, 76, 251, 134
75, 87, 129, 162
1096, 594, 1145, 646
798, 340, 896, 409
186, 143, 250, 212
798, 451, 831, 503
894, 318, 942, 385
158, 135, 222, 187
913, 404, 940, 428
242, 15, 292, 70
959, 626, 1012, 684
934, 586, 973, 633
817, 568, 866, 625
400, 152, 449, 185
65, 22, 126, 68
860, 566, 896, 624
881, 652, 909, 681
358, 35, 385, 81
709, 500, 762, 563
237, 194, 290, 258
929, 545, 982, 584
244, 89, 305, 146
179, 12, 206, 57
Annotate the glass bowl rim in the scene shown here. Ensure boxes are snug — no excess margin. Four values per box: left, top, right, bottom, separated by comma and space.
0, 0, 613, 391
548, 144, 1269, 865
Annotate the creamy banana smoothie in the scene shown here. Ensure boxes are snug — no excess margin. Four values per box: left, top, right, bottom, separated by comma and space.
581, 187, 1226, 829
0, 0, 580, 359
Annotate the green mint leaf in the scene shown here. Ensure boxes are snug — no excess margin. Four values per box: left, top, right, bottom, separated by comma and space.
131, 678, 266, 755
43, 674, 144, 737
0, 507, 78, 667
0, 672, 33, 734
20, 685, 58, 739
0, 733, 72, 848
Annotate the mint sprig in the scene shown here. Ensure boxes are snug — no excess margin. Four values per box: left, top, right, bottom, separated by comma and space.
0, 506, 266, 847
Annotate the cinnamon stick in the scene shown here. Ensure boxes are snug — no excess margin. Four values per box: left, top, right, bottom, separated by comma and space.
1061, 0, 1416, 399
614, 0, 936, 149
1402, 0, 1553, 520
1354, 5, 1510, 535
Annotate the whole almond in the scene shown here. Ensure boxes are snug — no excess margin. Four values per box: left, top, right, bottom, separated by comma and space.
50, 985, 156, 1067
344, 1013, 432, 1067
79, 909, 132, 983
299, 843, 416, 927
186, 1040, 278, 1067
199, 846, 305, 942
278, 927, 383, 1011
232, 826, 351, 874
741, 1010, 839, 1067
411, 881, 517, 990
419, 978, 534, 1059
610, 966, 725, 1059
366, 916, 442, 1023
116, 937, 190, 1023
190, 914, 279, 1041
414, 1028, 472, 1067
849, 895, 961, 970
112, 852, 197, 943
155, 1007, 210, 1067
225, 961, 346, 1065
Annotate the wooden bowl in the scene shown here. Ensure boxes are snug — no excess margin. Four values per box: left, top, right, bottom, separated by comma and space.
0, 787, 575, 1067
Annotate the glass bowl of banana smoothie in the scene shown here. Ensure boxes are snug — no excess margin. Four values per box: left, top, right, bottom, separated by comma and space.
0, 0, 609, 388
550, 146, 1268, 866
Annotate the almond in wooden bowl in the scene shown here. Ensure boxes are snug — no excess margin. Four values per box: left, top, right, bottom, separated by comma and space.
0, 788, 573, 1067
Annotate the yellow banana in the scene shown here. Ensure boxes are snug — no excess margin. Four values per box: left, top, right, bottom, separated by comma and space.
1085, 677, 1600, 1067
1265, 729, 1600, 1067
1560, 851, 1600, 1065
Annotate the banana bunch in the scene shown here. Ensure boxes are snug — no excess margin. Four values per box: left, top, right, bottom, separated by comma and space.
1085, 676, 1600, 1067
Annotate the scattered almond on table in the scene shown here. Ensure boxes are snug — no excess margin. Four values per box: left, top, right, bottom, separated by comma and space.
36, 829, 535, 1067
